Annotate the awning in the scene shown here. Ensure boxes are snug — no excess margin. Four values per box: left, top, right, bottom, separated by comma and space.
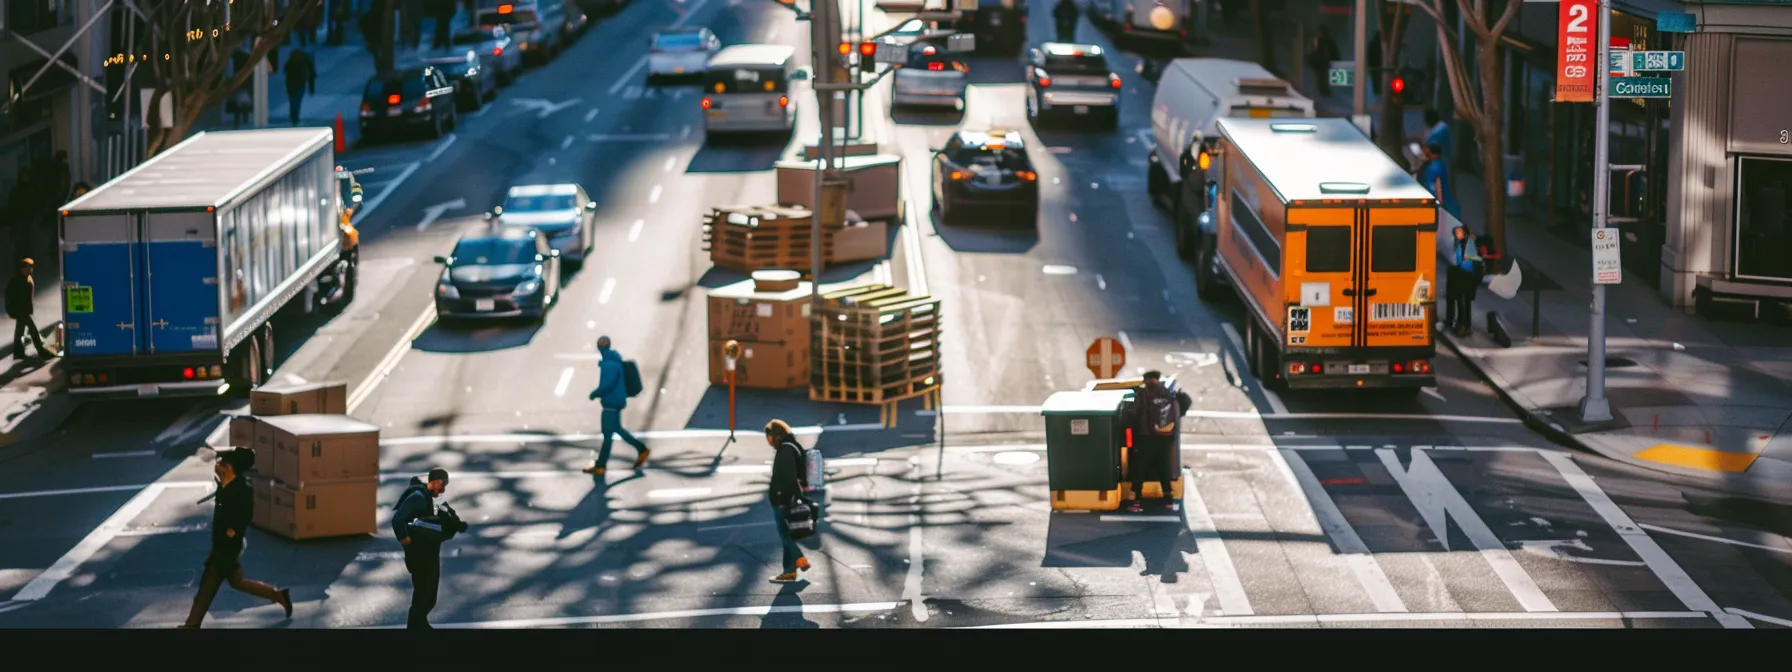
9, 54, 80, 103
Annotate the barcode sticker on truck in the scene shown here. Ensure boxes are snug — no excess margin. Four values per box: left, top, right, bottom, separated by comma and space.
1287, 307, 1311, 333
1371, 303, 1426, 322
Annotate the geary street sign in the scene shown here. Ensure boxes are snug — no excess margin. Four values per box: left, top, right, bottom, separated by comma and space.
1610, 76, 1672, 98
1630, 50, 1685, 71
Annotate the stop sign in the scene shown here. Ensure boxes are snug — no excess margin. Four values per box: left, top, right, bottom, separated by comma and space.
1087, 337, 1126, 379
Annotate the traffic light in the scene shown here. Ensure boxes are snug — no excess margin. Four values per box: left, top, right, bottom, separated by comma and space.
859, 41, 876, 74
1389, 75, 1406, 107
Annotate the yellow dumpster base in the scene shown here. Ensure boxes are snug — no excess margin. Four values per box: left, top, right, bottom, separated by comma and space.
1120, 480, 1184, 501
1051, 488, 1123, 511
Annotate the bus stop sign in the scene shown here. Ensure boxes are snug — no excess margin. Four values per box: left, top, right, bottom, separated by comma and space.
1087, 337, 1126, 379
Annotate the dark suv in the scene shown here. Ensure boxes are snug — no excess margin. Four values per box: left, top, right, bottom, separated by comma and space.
1025, 43, 1121, 129
359, 66, 459, 141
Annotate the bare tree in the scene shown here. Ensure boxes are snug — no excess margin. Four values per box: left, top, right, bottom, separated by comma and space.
1375, 3, 1413, 161
1412, 0, 1521, 256
142, 0, 321, 156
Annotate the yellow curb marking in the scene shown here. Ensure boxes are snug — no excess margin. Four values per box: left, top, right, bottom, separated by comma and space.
1634, 444, 1759, 473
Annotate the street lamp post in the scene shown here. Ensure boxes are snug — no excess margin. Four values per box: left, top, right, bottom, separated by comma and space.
1578, 0, 1614, 423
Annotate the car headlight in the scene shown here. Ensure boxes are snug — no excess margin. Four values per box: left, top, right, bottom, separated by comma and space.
515, 280, 541, 295
437, 283, 459, 299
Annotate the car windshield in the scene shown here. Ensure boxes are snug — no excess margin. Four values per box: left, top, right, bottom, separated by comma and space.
451, 29, 501, 45
905, 48, 962, 71
503, 193, 578, 211
655, 32, 704, 49
949, 139, 1029, 170
365, 75, 426, 101
703, 67, 787, 93
452, 238, 536, 265
483, 8, 539, 25
1042, 53, 1108, 74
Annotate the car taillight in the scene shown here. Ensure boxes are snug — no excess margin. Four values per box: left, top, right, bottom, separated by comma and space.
1017, 170, 1036, 181
494, 46, 503, 56
701, 97, 712, 109
949, 170, 966, 180
1037, 70, 1050, 86
183, 367, 195, 379
387, 94, 400, 105
778, 95, 788, 107
928, 62, 944, 71
1110, 74, 1122, 88
416, 97, 432, 111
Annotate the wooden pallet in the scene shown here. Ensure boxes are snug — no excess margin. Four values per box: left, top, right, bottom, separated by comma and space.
703, 205, 832, 272
809, 372, 941, 404
808, 282, 943, 405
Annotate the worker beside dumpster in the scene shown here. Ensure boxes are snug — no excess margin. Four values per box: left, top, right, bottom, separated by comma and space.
1125, 370, 1191, 513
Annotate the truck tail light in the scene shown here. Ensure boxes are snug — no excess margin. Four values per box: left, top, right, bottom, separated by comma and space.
1124, 427, 1133, 448
1410, 360, 1431, 373
778, 95, 789, 107
1288, 362, 1306, 375
1392, 362, 1405, 373
183, 367, 195, 379
701, 97, 712, 109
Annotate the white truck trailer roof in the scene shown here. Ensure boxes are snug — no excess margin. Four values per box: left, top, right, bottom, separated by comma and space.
61, 128, 334, 214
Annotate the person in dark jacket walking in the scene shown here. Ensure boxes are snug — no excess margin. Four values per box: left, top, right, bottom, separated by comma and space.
7, 259, 53, 359
1126, 371, 1191, 513
179, 448, 293, 628
583, 336, 649, 475
284, 48, 317, 126
764, 419, 811, 583
1053, 0, 1079, 42
392, 467, 452, 629
429, 0, 456, 49
1308, 26, 1341, 96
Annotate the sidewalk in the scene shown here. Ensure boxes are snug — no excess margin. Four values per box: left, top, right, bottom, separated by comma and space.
1437, 166, 1792, 501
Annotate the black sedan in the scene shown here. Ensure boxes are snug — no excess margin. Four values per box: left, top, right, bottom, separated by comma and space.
419, 48, 496, 111
1025, 43, 1121, 129
931, 128, 1039, 225
359, 65, 458, 140
433, 228, 562, 322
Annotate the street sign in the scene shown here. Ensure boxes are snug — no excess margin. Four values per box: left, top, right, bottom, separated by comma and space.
875, 40, 910, 64
1592, 228, 1621, 284
947, 33, 976, 52
1086, 337, 1127, 379
1329, 68, 1352, 86
1657, 11, 1696, 32
1630, 50, 1685, 71
1608, 49, 1631, 77
1609, 76, 1672, 98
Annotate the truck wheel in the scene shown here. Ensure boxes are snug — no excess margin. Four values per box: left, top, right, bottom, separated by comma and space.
1194, 236, 1220, 300
1147, 162, 1166, 206
229, 338, 263, 397
260, 325, 276, 381
1243, 318, 1260, 376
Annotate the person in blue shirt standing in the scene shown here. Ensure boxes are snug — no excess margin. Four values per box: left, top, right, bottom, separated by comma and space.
1419, 143, 1461, 221
585, 336, 650, 475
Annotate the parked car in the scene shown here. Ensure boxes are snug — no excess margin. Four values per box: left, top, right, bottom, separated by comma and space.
359, 66, 458, 140
487, 183, 597, 266
648, 28, 721, 83
418, 47, 496, 111
475, 1, 567, 64
451, 25, 523, 84
433, 227, 562, 322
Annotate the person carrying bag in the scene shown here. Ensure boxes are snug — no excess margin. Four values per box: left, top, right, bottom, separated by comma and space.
764, 419, 814, 583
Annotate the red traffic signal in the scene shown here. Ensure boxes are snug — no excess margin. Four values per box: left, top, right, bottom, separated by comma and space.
859, 41, 876, 56
1390, 76, 1406, 94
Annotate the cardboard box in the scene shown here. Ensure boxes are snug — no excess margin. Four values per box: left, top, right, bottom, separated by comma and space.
265, 478, 379, 540
249, 381, 349, 416
706, 277, 813, 345
228, 415, 257, 447
251, 476, 273, 530
708, 338, 808, 388
251, 420, 278, 478
265, 414, 380, 487
829, 220, 889, 263
776, 154, 904, 223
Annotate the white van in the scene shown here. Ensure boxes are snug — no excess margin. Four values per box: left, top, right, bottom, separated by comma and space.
475, 0, 568, 63
701, 45, 806, 138
1098, 0, 1193, 41
1145, 58, 1315, 259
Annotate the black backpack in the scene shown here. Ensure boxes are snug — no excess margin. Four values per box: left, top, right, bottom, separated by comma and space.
1140, 386, 1178, 436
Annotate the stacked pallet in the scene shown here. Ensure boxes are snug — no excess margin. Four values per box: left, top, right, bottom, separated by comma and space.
702, 205, 831, 272
809, 283, 942, 404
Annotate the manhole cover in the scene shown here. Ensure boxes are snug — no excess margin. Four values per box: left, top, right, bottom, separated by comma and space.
1577, 357, 1638, 368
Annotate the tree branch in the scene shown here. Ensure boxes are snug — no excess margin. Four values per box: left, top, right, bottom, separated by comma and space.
1489, 0, 1522, 41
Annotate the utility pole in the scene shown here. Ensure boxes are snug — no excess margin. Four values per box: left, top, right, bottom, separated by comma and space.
809, 0, 834, 307
1579, 0, 1613, 423
1352, 0, 1367, 118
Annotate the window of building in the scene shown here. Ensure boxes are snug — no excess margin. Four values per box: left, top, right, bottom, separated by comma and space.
1735, 157, 1792, 283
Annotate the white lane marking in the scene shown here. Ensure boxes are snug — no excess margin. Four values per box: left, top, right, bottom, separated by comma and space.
681, 125, 692, 139
358, 548, 461, 561
663, 156, 677, 172
1638, 523, 1792, 554
1376, 449, 1556, 612
1096, 273, 1106, 290
1277, 449, 1408, 613
584, 108, 600, 122
370, 601, 902, 629
1117, 330, 1133, 359
648, 185, 662, 203
351, 162, 420, 225
1220, 322, 1289, 415
962, 611, 1713, 628
902, 482, 928, 622
1727, 608, 1792, 628
936, 404, 1520, 424
1100, 515, 1181, 522
1042, 265, 1077, 275
117, 523, 208, 537
414, 197, 468, 231
376, 425, 886, 445
767, 23, 782, 42
628, 219, 645, 242
668, 0, 712, 27
0, 483, 183, 500
1181, 469, 1252, 615
648, 487, 713, 499
715, 464, 772, 474
92, 450, 156, 459
598, 277, 617, 304
1540, 452, 1752, 628
561, 135, 575, 150
425, 133, 459, 163
553, 367, 575, 397
697, 521, 772, 531
829, 457, 878, 467
1423, 387, 1446, 402
469, 104, 492, 118
12, 483, 170, 601
587, 133, 673, 141
1515, 539, 1647, 566
608, 56, 648, 95
346, 304, 436, 414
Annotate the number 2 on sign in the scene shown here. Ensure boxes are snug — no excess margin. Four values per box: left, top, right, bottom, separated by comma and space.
1566, 3, 1589, 32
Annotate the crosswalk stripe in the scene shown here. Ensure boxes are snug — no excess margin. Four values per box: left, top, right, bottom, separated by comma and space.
1376, 449, 1557, 612
1276, 449, 1407, 613
1180, 469, 1252, 616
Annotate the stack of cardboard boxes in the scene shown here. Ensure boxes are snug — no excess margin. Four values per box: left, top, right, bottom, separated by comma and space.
226, 381, 381, 540
707, 270, 813, 389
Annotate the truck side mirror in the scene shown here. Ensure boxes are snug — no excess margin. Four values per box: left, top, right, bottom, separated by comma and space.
433, 255, 450, 265
586, 201, 597, 210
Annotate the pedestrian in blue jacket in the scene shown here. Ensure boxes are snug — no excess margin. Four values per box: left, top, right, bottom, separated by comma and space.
585, 336, 649, 475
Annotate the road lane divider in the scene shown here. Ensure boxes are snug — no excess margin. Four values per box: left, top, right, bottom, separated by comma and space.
346, 303, 438, 414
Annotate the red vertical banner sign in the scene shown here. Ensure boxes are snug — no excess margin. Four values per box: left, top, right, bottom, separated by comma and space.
1556, 0, 1597, 102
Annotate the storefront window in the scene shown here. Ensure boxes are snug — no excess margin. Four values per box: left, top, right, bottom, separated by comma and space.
1736, 157, 1792, 283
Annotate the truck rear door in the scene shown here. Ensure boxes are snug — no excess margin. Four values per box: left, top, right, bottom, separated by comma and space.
62, 214, 139, 356
143, 212, 221, 354
1284, 207, 1355, 349
1362, 206, 1434, 348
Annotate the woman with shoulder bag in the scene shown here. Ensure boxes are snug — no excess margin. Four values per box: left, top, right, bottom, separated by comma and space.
764, 419, 811, 583
180, 448, 293, 628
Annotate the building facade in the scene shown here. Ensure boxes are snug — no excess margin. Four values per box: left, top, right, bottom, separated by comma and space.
2, 0, 113, 207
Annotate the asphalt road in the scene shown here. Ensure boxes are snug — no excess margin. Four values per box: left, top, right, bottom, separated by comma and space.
4, 0, 1792, 629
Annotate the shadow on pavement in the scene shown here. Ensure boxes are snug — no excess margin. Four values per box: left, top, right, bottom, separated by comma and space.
412, 320, 543, 353
933, 209, 1040, 254
963, 55, 1026, 84
687, 140, 789, 172
890, 106, 966, 127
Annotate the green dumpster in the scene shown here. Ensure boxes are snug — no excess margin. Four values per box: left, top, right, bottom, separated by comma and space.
1040, 389, 1132, 493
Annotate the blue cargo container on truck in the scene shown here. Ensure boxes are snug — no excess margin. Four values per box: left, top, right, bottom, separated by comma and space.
56, 128, 358, 398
